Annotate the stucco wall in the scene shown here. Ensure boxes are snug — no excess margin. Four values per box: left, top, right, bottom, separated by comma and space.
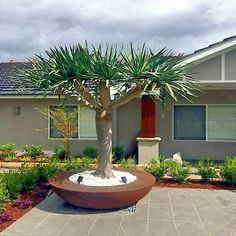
225, 49, 236, 80
0, 98, 97, 155
157, 90, 236, 160
116, 98, 141, 155
190, 56, 221, 81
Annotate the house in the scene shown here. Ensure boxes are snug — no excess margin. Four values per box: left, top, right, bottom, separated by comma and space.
0, 36, 236, 162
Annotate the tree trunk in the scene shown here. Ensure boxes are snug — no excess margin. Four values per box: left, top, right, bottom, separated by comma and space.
94, 109, 114, 178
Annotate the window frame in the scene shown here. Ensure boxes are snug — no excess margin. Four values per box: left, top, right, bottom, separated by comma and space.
48, 105, 97, 140
172, 104, 236, 142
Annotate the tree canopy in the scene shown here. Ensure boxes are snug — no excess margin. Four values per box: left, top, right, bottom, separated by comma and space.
20, 43, 198, 109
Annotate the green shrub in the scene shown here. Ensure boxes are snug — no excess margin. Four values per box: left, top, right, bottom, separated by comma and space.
0, 179, 10, 208
37, 159, 62, 182
145, 158, 167, 181
0, 143, 16, 157
82, 146, 98, 159
112, 146, 124, 162
167, 160, 190, 183
117, 158, 137, 169
19, 165, 40, 191
23, 145, 43, 158
2, 171, 22, 199
62, 157, 93, 171
197, 160, 217, 182
55, 145, 66, 159
220, 157, 236, 185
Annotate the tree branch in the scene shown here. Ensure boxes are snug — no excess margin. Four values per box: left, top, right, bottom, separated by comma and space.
74, 80, 102, 109
55, 88, 95, 109
98, 80, 110, 110
109, 83, 144, 109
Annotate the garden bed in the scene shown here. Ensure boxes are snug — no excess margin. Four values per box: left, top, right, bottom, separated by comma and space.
0, 182, 50, 232
154, 178, 236, 190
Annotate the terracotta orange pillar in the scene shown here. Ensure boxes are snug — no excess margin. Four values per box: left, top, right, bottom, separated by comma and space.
141, 95, 156, 138
137, 95, 161, 164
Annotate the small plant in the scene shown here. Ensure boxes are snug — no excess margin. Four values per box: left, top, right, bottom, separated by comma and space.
112, 146, 124, 162
14, 199, 33, 209
220, 157, 236, 185
167, 160, 190, 183
117, 158, 137, 169
23, 144, 43, 158
2, 171, 22, 199
0, 180, 10, 208
4, 155, 18, 162
62, 157, 93, 171
37, 107, 78, 158
82, 146, 98, 159
19, 156, 32, 162
19, 165, 40, 191
55, 145, 66, 159
197, 160, 217, 182
0, 143, 16, 157
145, 158, 167, 181
0, 212, 12, 224
37, 160, 62, 181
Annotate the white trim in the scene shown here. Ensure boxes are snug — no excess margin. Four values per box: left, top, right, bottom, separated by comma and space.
198, 80, 236, 83
172, 104, 236, 142
221, 53, 225, 81
182, 39, 236, 64
0, 95, 58, 99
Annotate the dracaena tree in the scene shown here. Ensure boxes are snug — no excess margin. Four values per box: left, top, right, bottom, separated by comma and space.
19, 43, 198, 178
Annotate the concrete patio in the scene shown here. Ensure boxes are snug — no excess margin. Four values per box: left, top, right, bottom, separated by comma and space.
1, 187, 236, 236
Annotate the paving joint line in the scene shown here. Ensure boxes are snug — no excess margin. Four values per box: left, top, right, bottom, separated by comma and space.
168, 192, 177, 231
86, 214, 99, 236
191, 201, 206, 231
57, 215, 73, 236
116, 215, 124, 236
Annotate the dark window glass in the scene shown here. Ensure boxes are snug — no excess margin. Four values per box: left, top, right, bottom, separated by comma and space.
174, 105, 206, 140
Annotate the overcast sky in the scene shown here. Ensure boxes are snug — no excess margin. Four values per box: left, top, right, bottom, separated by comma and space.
1, 0, 236, 60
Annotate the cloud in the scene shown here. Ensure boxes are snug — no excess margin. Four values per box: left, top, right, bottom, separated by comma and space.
0, 0, 236, 60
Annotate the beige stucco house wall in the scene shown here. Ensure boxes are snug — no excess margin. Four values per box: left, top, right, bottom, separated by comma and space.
0, 98, 97, 155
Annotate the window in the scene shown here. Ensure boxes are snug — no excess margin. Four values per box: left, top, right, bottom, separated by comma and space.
208, 105, 236, 140
174, 105, 236, 141
80, 108, 97, 139
49, 105, 96, 139
174, 106, 206, 140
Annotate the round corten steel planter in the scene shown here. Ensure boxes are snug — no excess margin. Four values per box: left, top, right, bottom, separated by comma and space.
48, 169, 155, 209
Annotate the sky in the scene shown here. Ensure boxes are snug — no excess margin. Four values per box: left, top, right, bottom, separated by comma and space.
0, 0, 236, 60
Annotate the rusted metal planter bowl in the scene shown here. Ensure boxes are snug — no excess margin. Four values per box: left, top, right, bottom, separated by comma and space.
48, 169, 155, 209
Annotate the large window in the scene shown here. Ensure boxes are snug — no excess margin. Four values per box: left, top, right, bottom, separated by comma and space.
49, 105, 96, 139
174, 105, 236, 141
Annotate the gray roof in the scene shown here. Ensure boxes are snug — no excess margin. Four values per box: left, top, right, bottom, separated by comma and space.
186, 35, 236, 58
0, 61, 47, 95
0, 61, 95, 96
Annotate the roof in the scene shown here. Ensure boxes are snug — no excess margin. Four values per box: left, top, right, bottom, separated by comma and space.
0, 61, 47, 95
183, 35, 236, 64
0, 61, 95, 96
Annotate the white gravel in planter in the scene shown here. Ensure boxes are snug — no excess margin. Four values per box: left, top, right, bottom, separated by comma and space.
69, 170, 137, 186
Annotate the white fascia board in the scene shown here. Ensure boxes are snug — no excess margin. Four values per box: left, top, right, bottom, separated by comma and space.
182, 39, 236, 64
198, 80, 236, 83
0, 95, 58, 99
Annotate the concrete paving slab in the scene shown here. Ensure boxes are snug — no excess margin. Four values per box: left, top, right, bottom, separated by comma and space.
1, 187, 236, 236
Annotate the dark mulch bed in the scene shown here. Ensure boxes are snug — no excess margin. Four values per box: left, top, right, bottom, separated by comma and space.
0, 182, 50, 232
154, 178, 236, 190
